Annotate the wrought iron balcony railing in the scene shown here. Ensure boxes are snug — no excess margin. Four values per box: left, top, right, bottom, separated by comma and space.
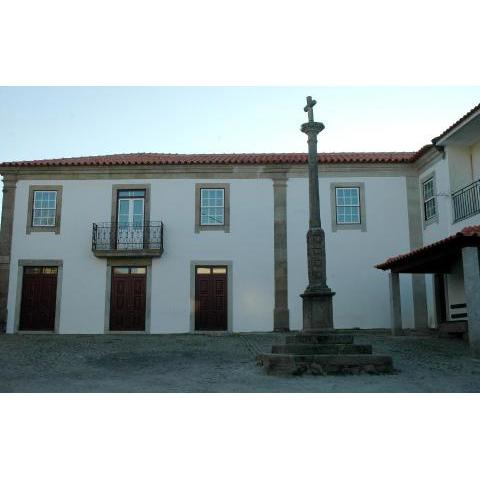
452, 179, 480, 223
92, 221, 164, 256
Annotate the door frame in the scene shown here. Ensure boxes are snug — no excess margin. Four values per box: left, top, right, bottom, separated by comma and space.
190, 260, 233, 333
111, 184, 151, 226
14, 259, 63, 334
104, 258, 152, 334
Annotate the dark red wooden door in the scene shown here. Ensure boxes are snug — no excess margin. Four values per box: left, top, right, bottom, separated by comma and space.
19, 266, 58, 331
195, 266, 228, 331
110, 267, 146, 331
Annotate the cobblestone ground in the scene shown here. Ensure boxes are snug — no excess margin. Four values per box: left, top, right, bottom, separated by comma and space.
1, 332, 480, 392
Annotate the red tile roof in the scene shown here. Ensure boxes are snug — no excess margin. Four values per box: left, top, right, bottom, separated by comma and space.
0, 152, 418, 169
1, 100, 478, 170
432, 101, 480, 144
375, 226, 480, 271
409, 144, 436, 161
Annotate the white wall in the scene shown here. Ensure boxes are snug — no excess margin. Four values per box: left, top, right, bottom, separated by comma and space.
446, 259, 465, 316
446, 145, 473, 193
471, 140, 480, 181
419, 156, 451, 245
7, 178, 275, 334
287, 175, 414, 330
7, 171, 420, 334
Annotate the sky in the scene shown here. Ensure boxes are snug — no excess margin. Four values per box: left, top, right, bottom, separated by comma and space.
1, 87, 480, 163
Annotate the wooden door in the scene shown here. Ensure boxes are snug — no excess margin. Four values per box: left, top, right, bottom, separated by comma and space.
195, 266, 228, 331
19, 266, 58, 331
110, 267, 146, 331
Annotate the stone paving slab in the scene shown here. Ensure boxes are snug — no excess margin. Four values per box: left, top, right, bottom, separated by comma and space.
0, 332, 480, 392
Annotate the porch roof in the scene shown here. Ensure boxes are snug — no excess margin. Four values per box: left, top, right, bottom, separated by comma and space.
375, 226, 480, 274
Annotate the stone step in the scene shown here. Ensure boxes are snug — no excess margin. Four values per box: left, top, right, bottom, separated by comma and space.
285, 334, 354, 345
257, 353, 394, 375
272, 343, 372, 355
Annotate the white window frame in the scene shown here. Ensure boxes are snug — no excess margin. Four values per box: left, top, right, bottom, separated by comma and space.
32, 190, 58, 227
200, 188, 225, 226
335, 187, 361, 225
194, 183, 230, 233
422, 175, 438, 226
330, 182, 367, 232
26, 185, 63, 234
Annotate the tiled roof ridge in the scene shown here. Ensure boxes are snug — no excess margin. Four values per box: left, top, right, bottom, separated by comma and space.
0, 151, 417, 168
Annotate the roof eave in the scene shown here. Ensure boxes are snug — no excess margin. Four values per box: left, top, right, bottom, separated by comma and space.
433, 109, 480, 147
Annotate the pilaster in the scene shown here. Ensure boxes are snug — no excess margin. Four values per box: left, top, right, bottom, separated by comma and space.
273, 175, 289, 331
0, 174, 17, 332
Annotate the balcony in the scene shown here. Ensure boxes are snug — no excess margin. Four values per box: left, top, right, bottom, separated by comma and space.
92, 221, 164, 258
452, 179, 480, 223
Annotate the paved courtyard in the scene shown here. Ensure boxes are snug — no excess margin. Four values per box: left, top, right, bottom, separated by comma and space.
1, 331, 480, 392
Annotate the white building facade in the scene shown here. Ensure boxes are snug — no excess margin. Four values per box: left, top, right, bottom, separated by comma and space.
0, 102, 479, 340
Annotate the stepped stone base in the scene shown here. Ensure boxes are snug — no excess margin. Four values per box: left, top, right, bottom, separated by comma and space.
272, 343, 372, 355
257, 332, 394, 376
286, 333, 354, 344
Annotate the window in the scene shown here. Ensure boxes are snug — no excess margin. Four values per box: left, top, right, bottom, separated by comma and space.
32, 191, 57, 227
200, 188, 225, 226
335, 187, 361, 225
330, 183, 366, 232
196, 266, 228, 275
26, 185, 63, 234
197, 267, 212, 274
118, 190, 145, 198
423, 177, 437, 222
112, 266, 146, 274
195, 183, 230, 233
24, 266, 58, 275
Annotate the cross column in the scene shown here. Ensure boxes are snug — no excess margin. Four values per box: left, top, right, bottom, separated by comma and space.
300, 96, 335, 331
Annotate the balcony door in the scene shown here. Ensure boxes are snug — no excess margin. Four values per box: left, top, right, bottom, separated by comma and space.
117, 190, 145, 250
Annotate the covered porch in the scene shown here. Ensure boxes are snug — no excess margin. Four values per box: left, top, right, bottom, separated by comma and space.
376, 226, 480, 357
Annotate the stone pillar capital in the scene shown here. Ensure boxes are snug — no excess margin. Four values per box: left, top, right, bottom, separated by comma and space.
272, 176, 288, 188
2, 174, 17, 191
301, 121, 325, 136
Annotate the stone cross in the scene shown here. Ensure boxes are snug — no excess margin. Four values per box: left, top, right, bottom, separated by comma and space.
304, 96, 317, 123
300, 96, 335, 331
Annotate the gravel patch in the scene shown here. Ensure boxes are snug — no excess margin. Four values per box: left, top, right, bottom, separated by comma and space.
0, 332, 479, 392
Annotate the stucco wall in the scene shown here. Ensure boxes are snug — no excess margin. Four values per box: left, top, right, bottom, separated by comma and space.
471, 140, 480, 181
7, 178, 275, 334
446, 259, 465, 316
287, 175, 414, 330
419, 156, 451, 245
7, 170, 418, 334
446, 145, 473, 193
